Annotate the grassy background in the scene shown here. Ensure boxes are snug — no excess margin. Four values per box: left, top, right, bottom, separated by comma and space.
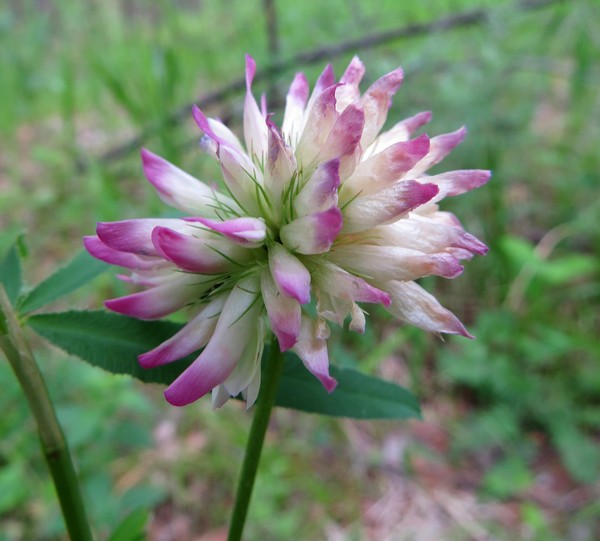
1, 0, 599, 539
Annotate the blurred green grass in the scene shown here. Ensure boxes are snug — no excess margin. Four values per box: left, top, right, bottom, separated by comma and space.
1, 0, 599, 539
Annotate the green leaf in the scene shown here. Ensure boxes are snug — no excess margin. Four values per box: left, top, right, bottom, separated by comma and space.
0, 463, 28, 513
106, 508, 149, 541
0, 241, 23, 305
92, 61, 144, 124
499, 235, 597, 285
29, 310, 421, 420
499, 235, 539, 270
482, 455, 534, 499
18, 250, 107, 314
538, 254, 597, 284
551, 423, 600, 483
275, 353, 421, 419
28, 310, 191, 384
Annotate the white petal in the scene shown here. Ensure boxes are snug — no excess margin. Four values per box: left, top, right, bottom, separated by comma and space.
261, 268, 301, 351
329, 244, 463, 282
268, 243, 311, 304
341, 180, 438, 233
243, 55, 268, 163
282, 72, 309, 147
385, 280, 472, 337
292, 316, 337, 392
164, 275, 262, 406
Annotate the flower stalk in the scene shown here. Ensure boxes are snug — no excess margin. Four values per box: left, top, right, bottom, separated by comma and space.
227, 337, 285, 541
0, 286, 94, 541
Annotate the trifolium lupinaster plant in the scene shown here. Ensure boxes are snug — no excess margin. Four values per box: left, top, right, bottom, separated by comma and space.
85, 55, 489, 408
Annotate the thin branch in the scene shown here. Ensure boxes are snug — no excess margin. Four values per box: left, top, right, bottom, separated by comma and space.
90, 0, 563, 168
264, 0, 281, 101
264, 0, 281, 62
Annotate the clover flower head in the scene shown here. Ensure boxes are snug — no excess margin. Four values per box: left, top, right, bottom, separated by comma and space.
85, 55, 489, 408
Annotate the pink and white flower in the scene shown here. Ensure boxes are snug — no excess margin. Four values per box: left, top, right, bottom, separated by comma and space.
85, 55, 489, 408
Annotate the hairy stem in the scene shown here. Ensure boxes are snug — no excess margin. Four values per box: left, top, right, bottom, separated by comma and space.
0, 287, 94, 541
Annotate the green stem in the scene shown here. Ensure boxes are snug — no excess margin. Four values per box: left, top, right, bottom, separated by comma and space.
227, 338, 285, 541
0, 286, 94, 541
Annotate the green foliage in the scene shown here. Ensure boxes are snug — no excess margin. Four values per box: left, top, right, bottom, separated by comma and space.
518, 503, 563, 541
440, 309, 600, 484
1, 0, 599, 538
106, 508, 150, 541
28, 310, 421, 420
482, 455, 534, 499
0, 351, 163, 540
28, 310, 188, 384
551, 423, 600, 484
276, 349, 421, 419
0, 463, 29, 513
18, 250, 107, 314
499, 234, 597, 285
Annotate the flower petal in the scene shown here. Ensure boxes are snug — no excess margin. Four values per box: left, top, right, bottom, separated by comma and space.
282, 72, 309, 146
217, 145, 263, 216
409, 126, 467, 176
342, 180, 439, 233
292, 316, 337, 392
336, 56, 365, 111
266, 119, 297, 206
340, 55, 366, 86
97, 219, 192, 256
243, 54, 268, 161
316, 291, 352, 326
261, 269, 301, 351
359, 218, 488, 256
330, 244, 463, 282
116, 267, 176, 287
141, 148, 233, 215
364, 111, 432, 157
242, 367, 262, 409
268, 243, 311, 304
349, 303, 366, 333
280, 207, 343, 255
385, 280, 473, 337
189, 217, 267, 247
361, 66, 404, 148
294, 159, 340, 217
222, 318, 266, 401
138, 295, 227, 367
343, 134, 431, 196
426, 169, 491, 200
211, 385, 231, 409
152, 226, 252, 273
105, 273, 206, 319
297, 84, 340, 166
313, 261, 391, 306
317, 104, 365, 163
84, 236, 164, 271
192, 105, 244, 153
305, 63, 335, 114
164, 276, 262, 406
